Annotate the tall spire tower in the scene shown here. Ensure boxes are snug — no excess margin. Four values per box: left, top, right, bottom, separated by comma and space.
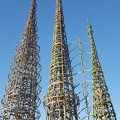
0, 0, 41, 119
88, 23, 117, 119
43, 0, 78, 119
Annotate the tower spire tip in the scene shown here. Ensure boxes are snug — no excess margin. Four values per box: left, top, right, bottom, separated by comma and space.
87, 18, 90, 24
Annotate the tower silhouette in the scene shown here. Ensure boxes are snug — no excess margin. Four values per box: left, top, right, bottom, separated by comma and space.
0, 0, 41, 119
0, 1, 117, 120
88, 23, 117, 120
43, 0, 79, 119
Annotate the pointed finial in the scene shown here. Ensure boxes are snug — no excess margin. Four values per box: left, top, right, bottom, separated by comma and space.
87, 19, 93, 35
87, 18, 91, 27
87, 18, 91, 28
87, 18, 90, 24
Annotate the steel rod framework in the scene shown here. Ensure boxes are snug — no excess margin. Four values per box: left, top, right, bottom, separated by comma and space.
77, 38, 92, 120
43, 0, 79, 119
0, 0, 117, 120
88, 23, 117, 120
69, 37, 93, 120
0, 0, 41, 119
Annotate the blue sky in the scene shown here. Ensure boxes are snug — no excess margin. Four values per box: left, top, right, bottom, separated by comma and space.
0, 0, 120, 119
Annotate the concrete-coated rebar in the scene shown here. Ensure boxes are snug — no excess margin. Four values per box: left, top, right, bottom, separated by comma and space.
0, 0, 41, 119
88, 23, 117, 120
43, 0, 78, 119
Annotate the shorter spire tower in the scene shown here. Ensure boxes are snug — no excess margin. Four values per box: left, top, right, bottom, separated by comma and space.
0, 0, 41, 119
88, 23, 117, 120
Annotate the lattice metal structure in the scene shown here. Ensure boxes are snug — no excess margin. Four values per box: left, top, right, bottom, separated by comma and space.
77, 38, 92, 120
43, 0, 79, 119
0, 0, 41, 119
69, 37, 93, 120
88, 23, 117, 120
